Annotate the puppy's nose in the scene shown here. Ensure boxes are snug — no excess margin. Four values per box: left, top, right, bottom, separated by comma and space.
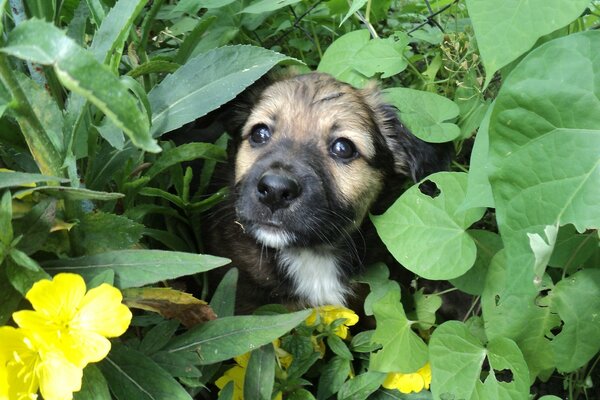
257, 172, 301, 210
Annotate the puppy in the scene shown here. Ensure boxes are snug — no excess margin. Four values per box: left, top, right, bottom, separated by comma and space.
205, 72, 449, 311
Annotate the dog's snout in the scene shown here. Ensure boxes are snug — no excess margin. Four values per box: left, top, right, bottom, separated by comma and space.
257, 172, 301, 210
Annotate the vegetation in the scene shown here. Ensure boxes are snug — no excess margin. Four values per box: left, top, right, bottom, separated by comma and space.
0, 0, 599, 399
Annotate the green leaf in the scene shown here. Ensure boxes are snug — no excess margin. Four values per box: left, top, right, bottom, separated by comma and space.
244, 344, 276, 400
241, 0, 302, 14
337, 371, 386, 400
383, 88, 460, 143
0, 171, 68, 189
450, 230, 504, 296
151, 351, 202, 378
74, 364, 111, 400
165, 310, 311, 364
318, 31, 409, 87
340, 0, 368, 25
13, 198, 57, 255
210, 267, 239, 318
2, 19, 159, 152
430, 321, 529, 400
99, 343, 192, 400
0, 266, 21, 324
70, 212, 144, 255
0, 190, 13, 247
550, 269, 600, 372
15, 186, 124, 201
465, 0, 590, 86
327, 334, 353, 360
149, 45, 298, 137
127, 60, 180, 79
488, 31, 600, 297
6, 251, 50, 294
372, 172, 485, 280
370, 290, 428, 373
548, 225, 599, 272
288, 388, 316, 400
317, 356, 351, 400
412, 289, 442, 331
42, 249, 230, 289
139, 320, 180, 355
89, 0, 146, 64
145, 143, 226, 180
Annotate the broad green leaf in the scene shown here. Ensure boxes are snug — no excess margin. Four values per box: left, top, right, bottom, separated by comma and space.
2, 19, 159, 152
548, 225, 599, 272
210, 267, 239, 318
465, 0, 590, 86
318, 31, 409, 87
318, 30, 370, 87
165, 310, 311, 364
42, 249, 230, 289
337, 371, 386, 400
430, 321, 529, 400
550, 269, 600, 372
70, 212, 144, 255
412, 289, 442, 331
356, 263, 399, 316
74, 364, 110, 400
488, 31, 600, 298
372, 172, 485, 280
89, 0, 146, 64
370, 290, 428, 373
145, 143, 226, 180
241, 0, 302, 14
317, 356, 351, 400
450, 230, 503, 296
149, 45, 297, 137
151, 351, 202, 379
460, 103, 495, 210
94, 118, 124, 150
99, 344, 192, 400
384, 88, 460, 143
244, 344, 276, 400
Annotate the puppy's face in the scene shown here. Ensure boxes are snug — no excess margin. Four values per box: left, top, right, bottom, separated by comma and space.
232, 73, 441, 249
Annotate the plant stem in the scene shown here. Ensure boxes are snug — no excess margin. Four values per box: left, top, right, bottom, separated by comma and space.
0, 53, 64, 177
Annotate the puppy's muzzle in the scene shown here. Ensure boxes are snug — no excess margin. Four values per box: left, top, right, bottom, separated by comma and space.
257, 170, 301, 211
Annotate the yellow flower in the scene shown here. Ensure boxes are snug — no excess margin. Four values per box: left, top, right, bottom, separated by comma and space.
273, 339, 293, 369
12, 273, 132, 368
0, 326, 82, 400
306, 305, 359, 339
382, 362, 432, 394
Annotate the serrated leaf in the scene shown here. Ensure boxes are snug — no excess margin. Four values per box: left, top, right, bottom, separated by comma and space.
384, 88, 460, 143
165, 310, 311, 364
550, 269, 600, 372
42, 249, 229, 289
372, 172, 485, 280
488, 31, 600, 297
466, 0, 590, 86
370, 289, 428, 373
244, 344, 276, 400
1, 19, 159, 152
99, 344, 192, 400
149, 45, 298, 137
430, 321, 529, 400
123, 287, 217, 328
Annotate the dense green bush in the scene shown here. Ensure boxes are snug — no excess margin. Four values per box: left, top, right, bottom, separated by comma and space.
0, 0, 599, 399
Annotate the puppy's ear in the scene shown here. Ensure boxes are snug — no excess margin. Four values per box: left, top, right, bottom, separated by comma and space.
362, 85, 453, 182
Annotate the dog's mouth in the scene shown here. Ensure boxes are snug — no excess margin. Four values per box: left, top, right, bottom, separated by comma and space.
242, 219, 296, 249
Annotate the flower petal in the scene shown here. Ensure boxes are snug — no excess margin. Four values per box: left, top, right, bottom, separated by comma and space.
37, 350, 82, 400
25, 273, 86, 321
59, 330, 112, 368
73, 284, 132, 337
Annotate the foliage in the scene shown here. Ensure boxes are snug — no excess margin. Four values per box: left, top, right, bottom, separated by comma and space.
0, 0, 599, 399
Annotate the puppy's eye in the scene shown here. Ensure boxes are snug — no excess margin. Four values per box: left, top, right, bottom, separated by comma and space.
330, 138, 357, 160
249, 124, 271, 145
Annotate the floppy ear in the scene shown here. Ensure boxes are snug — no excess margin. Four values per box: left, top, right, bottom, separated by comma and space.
362, 86, 453, 182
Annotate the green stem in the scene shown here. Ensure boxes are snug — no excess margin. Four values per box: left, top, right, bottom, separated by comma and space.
0, 53, 64, 177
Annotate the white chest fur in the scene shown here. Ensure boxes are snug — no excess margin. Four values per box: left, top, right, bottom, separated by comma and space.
277, 248, 349, 307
